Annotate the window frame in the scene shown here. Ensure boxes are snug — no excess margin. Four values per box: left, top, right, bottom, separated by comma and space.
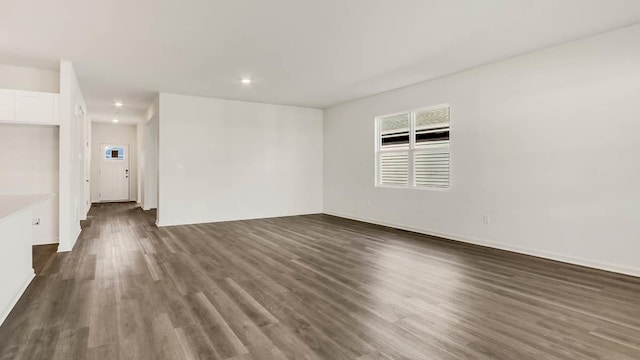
375, 103, 450, 191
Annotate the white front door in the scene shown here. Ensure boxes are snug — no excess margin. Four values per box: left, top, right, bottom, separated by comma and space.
99, 144, 130, 202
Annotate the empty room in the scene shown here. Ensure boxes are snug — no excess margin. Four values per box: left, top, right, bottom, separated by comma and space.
1, 1, 639, 359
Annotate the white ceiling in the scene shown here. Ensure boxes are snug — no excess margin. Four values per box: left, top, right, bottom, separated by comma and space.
1, 0, 640, 119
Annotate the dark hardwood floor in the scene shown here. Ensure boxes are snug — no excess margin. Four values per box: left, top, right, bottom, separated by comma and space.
32, 243, 58, 275
1, 203, 639, 359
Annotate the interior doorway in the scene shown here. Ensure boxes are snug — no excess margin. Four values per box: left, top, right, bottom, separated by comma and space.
98, 143, 130, 202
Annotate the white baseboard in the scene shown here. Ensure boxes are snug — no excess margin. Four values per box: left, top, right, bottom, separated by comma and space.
324, 211, 640, 278
32, 237, 59, 246
58, 226, 82, 253
141, 203, 157, 211
0, 270, 35, 327
156, 210, 322, 228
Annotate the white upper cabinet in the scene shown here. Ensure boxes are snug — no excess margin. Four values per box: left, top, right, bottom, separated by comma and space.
15, 92, 58, 124
0, 89, 59, 125
0, 91, 15, 121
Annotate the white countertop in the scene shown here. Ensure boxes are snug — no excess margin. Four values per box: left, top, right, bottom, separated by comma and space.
0, 194, 54, 221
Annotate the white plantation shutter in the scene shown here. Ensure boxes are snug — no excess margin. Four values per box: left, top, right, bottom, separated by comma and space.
415, 106, 449, 128
414, 143, 450, 188
376, 104, 450, 189
379, 151, 409, 185
379, 113, 410, 149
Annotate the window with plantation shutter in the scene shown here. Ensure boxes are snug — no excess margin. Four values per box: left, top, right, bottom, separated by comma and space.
414, 143, 449, 188
376, 104, 450, 189
378, 114, 410, 186
414, 106, 450, 188
379, 113, 409, 149
379, 151, 409, 185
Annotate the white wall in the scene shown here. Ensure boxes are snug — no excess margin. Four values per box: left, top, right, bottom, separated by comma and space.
0, 64, 59, 93
0, 124, 59, 244
0, 209, 34, 325
143, 115, 158, 211
136, 122, 143, 204
158, 93, 323, 226
84, 118, 91, 215
90, 122, 138, 202
323, 24, 640, 276
58, 60, 87, 252
141, 97, 159, 211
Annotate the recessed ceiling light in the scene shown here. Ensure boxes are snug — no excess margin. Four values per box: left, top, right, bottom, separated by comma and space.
114, 101, 123, 107
113, 119, 119, 123
241, 78, 252, 84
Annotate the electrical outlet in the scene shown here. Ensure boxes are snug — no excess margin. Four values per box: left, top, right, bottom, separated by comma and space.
367, 200, 372, 207
32, 218, 40, 226
483, 214, 491, 224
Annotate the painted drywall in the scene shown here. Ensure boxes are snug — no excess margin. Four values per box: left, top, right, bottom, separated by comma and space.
323, 24, 640, 276
0, 64, 59, 93
0, 124, 59, 244
90, 122, 138, 202
158, 93, 323, 226
141, 97, 159, 211
84, 119, 91, 216
0, 208, 35, 326
142, 115, 158, 211
136, 122, 143, 204
58, 60, 87, 252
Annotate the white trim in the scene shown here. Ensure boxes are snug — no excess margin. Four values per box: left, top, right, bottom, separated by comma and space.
324, 211, 640, 278
376, 184, 450, 192
84, 202, 92, 219
156, 211, 322, 228
376, 103, 450, 120
0, 270, 35, 326
373, 116, 379, 187
0, 88, 58, 96
58, 226, 81, 252
412, 103, 451, 114
32, 237, 59, 246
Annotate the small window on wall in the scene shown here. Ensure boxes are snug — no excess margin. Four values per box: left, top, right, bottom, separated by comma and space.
105, 147, 125, 160
376, 104, 450, 189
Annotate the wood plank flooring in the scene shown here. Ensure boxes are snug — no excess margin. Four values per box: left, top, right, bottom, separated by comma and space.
33, 244, 58, 275
1, 202, 639, 359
